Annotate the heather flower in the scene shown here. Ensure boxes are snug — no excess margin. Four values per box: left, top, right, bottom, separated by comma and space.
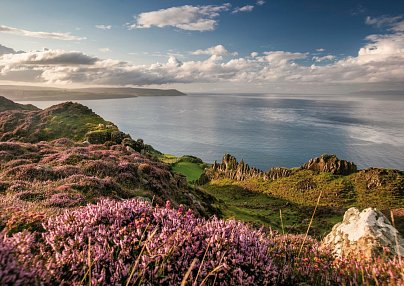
1, 198, 403, 285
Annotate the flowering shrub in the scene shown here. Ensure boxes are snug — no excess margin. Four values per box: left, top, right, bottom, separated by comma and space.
0, 139, 212, 232
45, 192, 85, 208
0, 234, 36, 286
1, 199, 402, 285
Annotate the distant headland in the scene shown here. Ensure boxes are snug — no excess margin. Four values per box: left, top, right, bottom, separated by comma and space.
0, 85, 186, 101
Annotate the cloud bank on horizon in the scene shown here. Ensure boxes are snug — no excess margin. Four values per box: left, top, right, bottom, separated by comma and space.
0, 0, 403, 92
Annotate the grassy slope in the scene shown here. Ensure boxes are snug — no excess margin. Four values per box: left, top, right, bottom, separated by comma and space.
172, 161, 205, 182
202, 179, 344, 237
0, 101, 118, 142
160, 154, 208, 182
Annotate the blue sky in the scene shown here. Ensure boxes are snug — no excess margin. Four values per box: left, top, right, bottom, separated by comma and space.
0, 0, 404, 92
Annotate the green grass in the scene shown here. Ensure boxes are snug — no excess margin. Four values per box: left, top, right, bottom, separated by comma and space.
158, 154, 209, 182
201, 179, 344, 238
172, 161, 205, 182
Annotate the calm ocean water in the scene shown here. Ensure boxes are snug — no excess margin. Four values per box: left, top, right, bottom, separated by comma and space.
19, 93, 404, 170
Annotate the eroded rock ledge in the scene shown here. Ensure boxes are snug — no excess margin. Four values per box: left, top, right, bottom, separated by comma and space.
205, 153, 357, 183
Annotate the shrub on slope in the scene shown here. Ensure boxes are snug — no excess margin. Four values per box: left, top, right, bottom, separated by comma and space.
0, 140, 215, 233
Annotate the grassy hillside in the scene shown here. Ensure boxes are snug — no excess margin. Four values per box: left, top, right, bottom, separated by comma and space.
0, 99, 118, 142
198, 156, 404, 236
202, 179, 344, 237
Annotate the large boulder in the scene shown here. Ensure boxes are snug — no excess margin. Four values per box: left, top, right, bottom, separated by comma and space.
322, 207, 404, 258
302, 154, 357, 175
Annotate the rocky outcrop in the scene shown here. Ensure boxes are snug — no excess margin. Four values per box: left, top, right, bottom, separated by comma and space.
356, 168, 404, 191
207, 154, 293, 182
322, 207, 404, 258
206, 153, 359, 184
210, 154, 267, 181
267, 167, 293, 180
302, 154, 357, 175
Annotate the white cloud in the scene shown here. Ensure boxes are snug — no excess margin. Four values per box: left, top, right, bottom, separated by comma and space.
95, 24, 112, 30
1, 18, 404, 89
232, 5, 254, 14
257, 0, 266, 6
192, 45, 229, 56
313, 55, 335, 62
0, 25, 85, 41
263, 51, 308, 65
99, 48, 111, 53
316, 48, 325, 52
128, 4, 231, 31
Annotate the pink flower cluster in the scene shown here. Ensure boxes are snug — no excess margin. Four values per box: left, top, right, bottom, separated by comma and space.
1, 198, 402, 285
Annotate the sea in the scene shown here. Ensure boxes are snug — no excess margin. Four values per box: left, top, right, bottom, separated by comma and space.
18, 93, 404, 171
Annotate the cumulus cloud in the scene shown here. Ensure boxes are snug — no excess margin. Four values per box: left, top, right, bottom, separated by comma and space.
232, 5, 254, 14
95, 24, 112, 30
316, 48, 325, 52
192, 45, 230, 56
263, 51, 307, 65
257, 0, 266, 6
127, 4, 231, 31
99, 48, 111, 53
0, 25, 85, 40
1, 18, 404, 88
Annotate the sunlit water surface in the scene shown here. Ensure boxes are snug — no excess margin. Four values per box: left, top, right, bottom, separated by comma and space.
19, 93, 404, 170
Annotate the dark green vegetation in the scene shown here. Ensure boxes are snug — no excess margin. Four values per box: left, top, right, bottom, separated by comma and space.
172, 156, 210, 182
160, 154, 209, 182
0, 85, 185, 101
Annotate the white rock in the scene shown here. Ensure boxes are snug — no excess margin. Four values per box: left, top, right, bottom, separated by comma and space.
322, 207, 404, 258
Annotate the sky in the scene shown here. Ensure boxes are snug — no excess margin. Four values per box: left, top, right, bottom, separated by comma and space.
0, 0, 403, 93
